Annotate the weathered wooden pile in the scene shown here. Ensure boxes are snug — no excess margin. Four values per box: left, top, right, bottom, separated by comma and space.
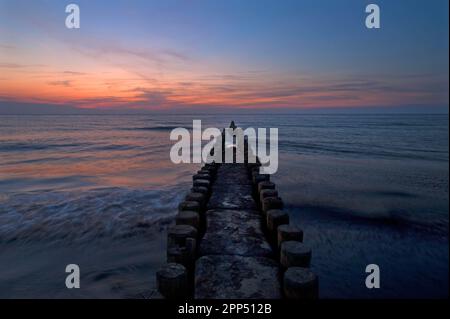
156, 122, 318, 299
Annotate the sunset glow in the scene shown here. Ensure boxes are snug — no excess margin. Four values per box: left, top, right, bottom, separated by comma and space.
0, 0, 448, 111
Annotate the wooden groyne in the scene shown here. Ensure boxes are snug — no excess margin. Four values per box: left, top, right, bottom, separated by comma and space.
156, 122, 318, 299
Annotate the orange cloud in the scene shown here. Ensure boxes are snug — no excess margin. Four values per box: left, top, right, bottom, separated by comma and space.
1, 46, 447, 110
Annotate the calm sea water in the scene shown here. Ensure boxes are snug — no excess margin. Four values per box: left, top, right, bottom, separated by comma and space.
0, 113, 448, 298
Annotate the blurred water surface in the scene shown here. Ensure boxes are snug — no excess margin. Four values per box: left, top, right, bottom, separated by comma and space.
0, 113, 448, 298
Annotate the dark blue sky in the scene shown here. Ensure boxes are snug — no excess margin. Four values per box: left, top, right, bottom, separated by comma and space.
0, 0, 448, 111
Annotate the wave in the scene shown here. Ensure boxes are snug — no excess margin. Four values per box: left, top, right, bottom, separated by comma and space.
0, 142, 82, 152
280, 140, 449, 162
288, 203, 449, 237
121, 126, 180, 132
0, 187, 186, 245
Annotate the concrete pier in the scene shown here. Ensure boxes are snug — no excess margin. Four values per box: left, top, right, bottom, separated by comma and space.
156, 121, 318, 299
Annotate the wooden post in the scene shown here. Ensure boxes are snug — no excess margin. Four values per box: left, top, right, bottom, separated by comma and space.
167, 224, 197, 247
193, 179, 210, 189
185, 192, 206, 208
178, 200, 201, 213
266, 209, 289, 235
193, 173, 211, 181
277, 224, 303, 248
257, 181, 275, 195
167, 238, 196, 269
156, 263, 188, 299
262, 197, 284, 214
252, 172, 269, 186
191, 186, 208, 195
283, 267, 318, 299
280, 241, 312, 268
259, 189, 278, 207
176, 210, 200, 230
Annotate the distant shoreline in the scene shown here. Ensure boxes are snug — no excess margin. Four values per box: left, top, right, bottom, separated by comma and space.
0, 102, 448, 116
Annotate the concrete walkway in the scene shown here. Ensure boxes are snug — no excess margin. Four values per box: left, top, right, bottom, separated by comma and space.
195, 164, 281, 299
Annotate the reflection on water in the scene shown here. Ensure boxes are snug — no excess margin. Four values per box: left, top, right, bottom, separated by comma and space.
0, 114, 448, 298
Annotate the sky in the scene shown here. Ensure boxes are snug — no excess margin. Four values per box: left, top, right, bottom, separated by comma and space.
0, 0, 448, 112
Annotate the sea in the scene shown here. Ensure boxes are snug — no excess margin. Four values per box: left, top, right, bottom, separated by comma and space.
0, 113, 448, 298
